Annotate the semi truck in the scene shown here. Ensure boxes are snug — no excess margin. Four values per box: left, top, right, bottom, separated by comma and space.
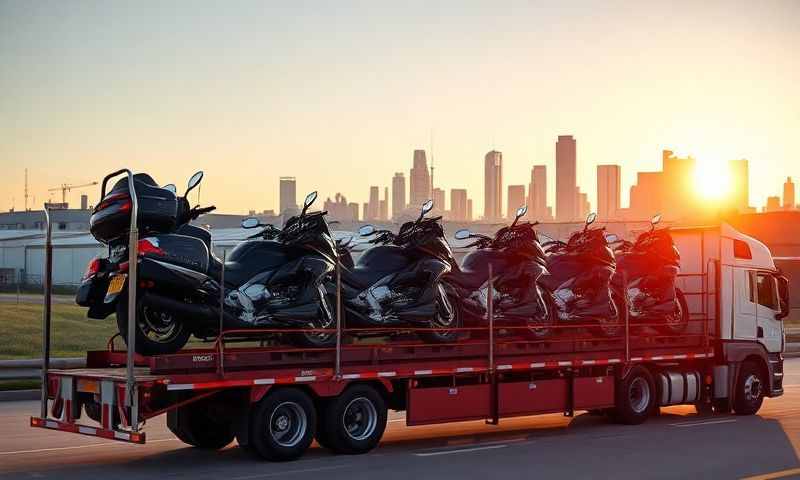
30, 208, 789, 461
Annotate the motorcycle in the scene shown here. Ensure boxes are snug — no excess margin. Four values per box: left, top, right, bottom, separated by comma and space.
78, 169, 337, 354
539, 213, 624, 337
447, 205, 554, 338
336, 200, 460, 343
611, 214, 689, 334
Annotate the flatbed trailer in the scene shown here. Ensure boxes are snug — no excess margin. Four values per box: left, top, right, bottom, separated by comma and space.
29, 172, 787, 461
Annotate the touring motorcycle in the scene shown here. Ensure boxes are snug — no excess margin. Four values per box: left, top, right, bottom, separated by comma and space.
539, 213, 624, 336
446, 205, 554, 338
611, 214, 689, 334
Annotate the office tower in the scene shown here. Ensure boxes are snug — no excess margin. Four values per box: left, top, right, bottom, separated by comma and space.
467, 199, 473, 221
507, 185, 526, 220
349, 202, 360, 221
323, 193, 358, 222
556, 135, 577, 221
362, 202, 369, 221
279, 177, 297, 216
392, 172, 406, 220
484, 150, 503, 221
597, 165, 621, 220
432, 187, 445, 214
784, 177, 796, 210
528, 165, 549, 221
578, 191, 590, 220
367, 186, 380, 221
729, 159, 750, 212
80, 194, 88, 210
450, 189, 468, 222
629, 172, 664, 220
661, 150, 695, 221
765, 196, 781, 212
380, 187, 389, 220
410, 150, 431, 207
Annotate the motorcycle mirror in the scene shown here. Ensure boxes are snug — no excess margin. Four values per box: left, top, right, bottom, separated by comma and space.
359, 224, 376, 237
301, 191, 318, 215
605, 233, 619, 243
511, 205, 528, 227
241, 217, 260, 229
421, 199, 434, 215
651, 213, 662, 226
186, 171, 204, 196
586, 212, 597, 225
454, 228, 472, 240
163, 184, 177, 194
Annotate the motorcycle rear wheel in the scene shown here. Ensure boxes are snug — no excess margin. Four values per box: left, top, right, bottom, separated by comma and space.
420, 285, 461, 343
594, 287, 626, 338
116, 293, 191, 356
288, 292, 337, 349
656, 288, 689, 335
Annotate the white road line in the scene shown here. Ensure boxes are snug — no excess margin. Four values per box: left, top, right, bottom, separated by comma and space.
414, 444, 507, 457
231, 464, 354, 479
0, 438, 177, 456
669, 419, 738, 428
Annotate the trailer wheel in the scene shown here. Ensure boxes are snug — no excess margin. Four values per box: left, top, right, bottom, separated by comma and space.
733, 361, 765, 415
249, 388, 316, 461
318, 384, 388, 454
167, 401, 235, 450
610, 366, 655, 425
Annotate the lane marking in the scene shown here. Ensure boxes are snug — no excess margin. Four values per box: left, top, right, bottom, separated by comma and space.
741, 467, 800, 480
231, 464, 353, 479
414, 444, 507, 457
669, 419, 738, 428
0, 438, 177, 456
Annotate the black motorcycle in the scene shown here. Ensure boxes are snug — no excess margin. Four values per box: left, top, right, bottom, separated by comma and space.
336, 200, 460, 343
612, 214, 688, 334
446, 205, 554, 338
78, 170, 337, 354
539, 213, 624, 337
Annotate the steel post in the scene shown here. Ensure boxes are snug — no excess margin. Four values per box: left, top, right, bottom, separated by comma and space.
218, 250, 226, 376
39, 208, 53, 419
335, 259, 342, 379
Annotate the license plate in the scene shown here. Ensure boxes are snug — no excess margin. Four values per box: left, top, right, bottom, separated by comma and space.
107, 274, 127, 296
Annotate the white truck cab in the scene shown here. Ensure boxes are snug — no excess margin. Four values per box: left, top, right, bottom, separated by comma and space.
673, 223, 789, 408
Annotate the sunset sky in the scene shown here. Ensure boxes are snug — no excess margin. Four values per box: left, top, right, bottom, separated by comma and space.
1, 1, 798, 215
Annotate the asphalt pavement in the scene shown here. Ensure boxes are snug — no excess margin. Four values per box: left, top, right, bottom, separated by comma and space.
2, 359, 800, 479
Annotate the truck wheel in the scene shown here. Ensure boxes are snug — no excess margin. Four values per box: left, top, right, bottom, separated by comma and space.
610, 366, 655, 425
167, 402, 235, 449
318, 385, 387, 454
116, 294, 191, 356
733, 361, 765, 415
249, 388, 316, 461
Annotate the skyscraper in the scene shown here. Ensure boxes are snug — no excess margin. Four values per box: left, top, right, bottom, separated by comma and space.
729, 159, 749, 212
484, 150, 503, 221
528, 165, 549, 221
661, 150, 695, 221
578, 191, 590, 220
410, 150, 431, 207
367, 186, 380, 221
765, 196, 781, 212
784, 177, 796, 210
467, 199, 473, 222
597, 165, 621, 220
391, 172, 406, 220
555, 135, 577, 222
380, 187, 389, 220
507, 185, 526, 220
432, 188, 445, 214
629, 171, 663, 220
450, 189, 468, 222
279, 177, 297, 216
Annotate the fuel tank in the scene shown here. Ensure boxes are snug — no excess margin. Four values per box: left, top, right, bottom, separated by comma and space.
355, 245, 411, 274
460, 248, 510, 277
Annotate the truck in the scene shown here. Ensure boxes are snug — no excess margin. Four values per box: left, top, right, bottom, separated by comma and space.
30, 183, 790, 462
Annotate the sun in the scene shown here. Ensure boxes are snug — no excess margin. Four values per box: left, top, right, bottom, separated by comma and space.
693, 158, 731, 201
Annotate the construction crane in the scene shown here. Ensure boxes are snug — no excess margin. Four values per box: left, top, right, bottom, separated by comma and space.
48, 181, 99, 204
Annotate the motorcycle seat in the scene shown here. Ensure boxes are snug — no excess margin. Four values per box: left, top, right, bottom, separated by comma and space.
446, 266, 486, 289
339, 265, 390, 290
208, 256, 259, 288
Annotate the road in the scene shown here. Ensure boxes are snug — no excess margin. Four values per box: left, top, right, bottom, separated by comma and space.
2, 360, 800, 480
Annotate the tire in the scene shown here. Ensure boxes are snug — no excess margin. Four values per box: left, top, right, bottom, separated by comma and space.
713, 398, 732, 414
167, 400, 236, 449
249, 388, 316, 461
733, 361, 765, 415
116, 293, 191, 356
420, 284, 461, 343
289, 289, 337, 349
595, 287, 626, 338
525, 287, 556, 339
610, 365, 656, 425
318, 384, 387, 454
656, 288, 689, 335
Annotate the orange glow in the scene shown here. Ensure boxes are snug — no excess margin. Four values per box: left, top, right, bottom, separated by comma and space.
693, 159, 731, 202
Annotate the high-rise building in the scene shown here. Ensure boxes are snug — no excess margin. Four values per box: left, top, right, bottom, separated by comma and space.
784, 177, 796, 210
729, 159, 749, 212
661, 150, 695, 221
578, 191, 590, 220
450, 189, 468, 222
467, 199, 473, 222
629, 171, 663, 220
367, 186, 380, 221
555, 135, 577, 222
349, 202, 359, 221
323, 193, 358, 222
391, 172, 406, 220
765, 196, 781, 212
484, 150, 503, 221
380, 187, 389, 221
410, 150, 431, 207
279, 177, 297, 216
528, 165, 549, 221
507, 185, 526, 220
597, 165, 621, 220
432, 188, 445, 214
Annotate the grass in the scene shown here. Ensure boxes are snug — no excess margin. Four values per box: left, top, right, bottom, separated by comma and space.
0, 302, 117, 360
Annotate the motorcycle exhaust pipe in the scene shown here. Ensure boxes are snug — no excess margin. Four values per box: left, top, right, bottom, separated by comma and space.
142, 292, 239, 325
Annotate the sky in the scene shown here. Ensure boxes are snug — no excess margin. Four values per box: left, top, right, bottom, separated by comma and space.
1, 0, 798, 215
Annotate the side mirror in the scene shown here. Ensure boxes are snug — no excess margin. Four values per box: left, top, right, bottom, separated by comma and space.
186, 171, 204, 196
421, 199, 434, 215
605, 233, 619, 243
651, 213, 662, 226
777, 275, 790, 319
301, 191, 318, 215
454, 229, 472, 240
359, 225, 376, 237
241, 217, 261, 229
586, 212, 597, 226
163, 184, 177, 194
511, 205, 528, 226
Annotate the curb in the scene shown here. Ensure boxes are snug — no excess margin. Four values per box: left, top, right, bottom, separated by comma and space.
0, 389, 40, 402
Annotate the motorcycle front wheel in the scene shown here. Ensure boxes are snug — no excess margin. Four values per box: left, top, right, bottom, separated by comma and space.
420, 284, 462, 344
116, 293, 191, 356
525, 286, 556, 339
656, 288, 689, 335
288, 290, 338, 349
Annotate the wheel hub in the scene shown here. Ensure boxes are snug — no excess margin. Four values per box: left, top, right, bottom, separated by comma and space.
342, 397, 377, 441
744, 374, 762, 402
